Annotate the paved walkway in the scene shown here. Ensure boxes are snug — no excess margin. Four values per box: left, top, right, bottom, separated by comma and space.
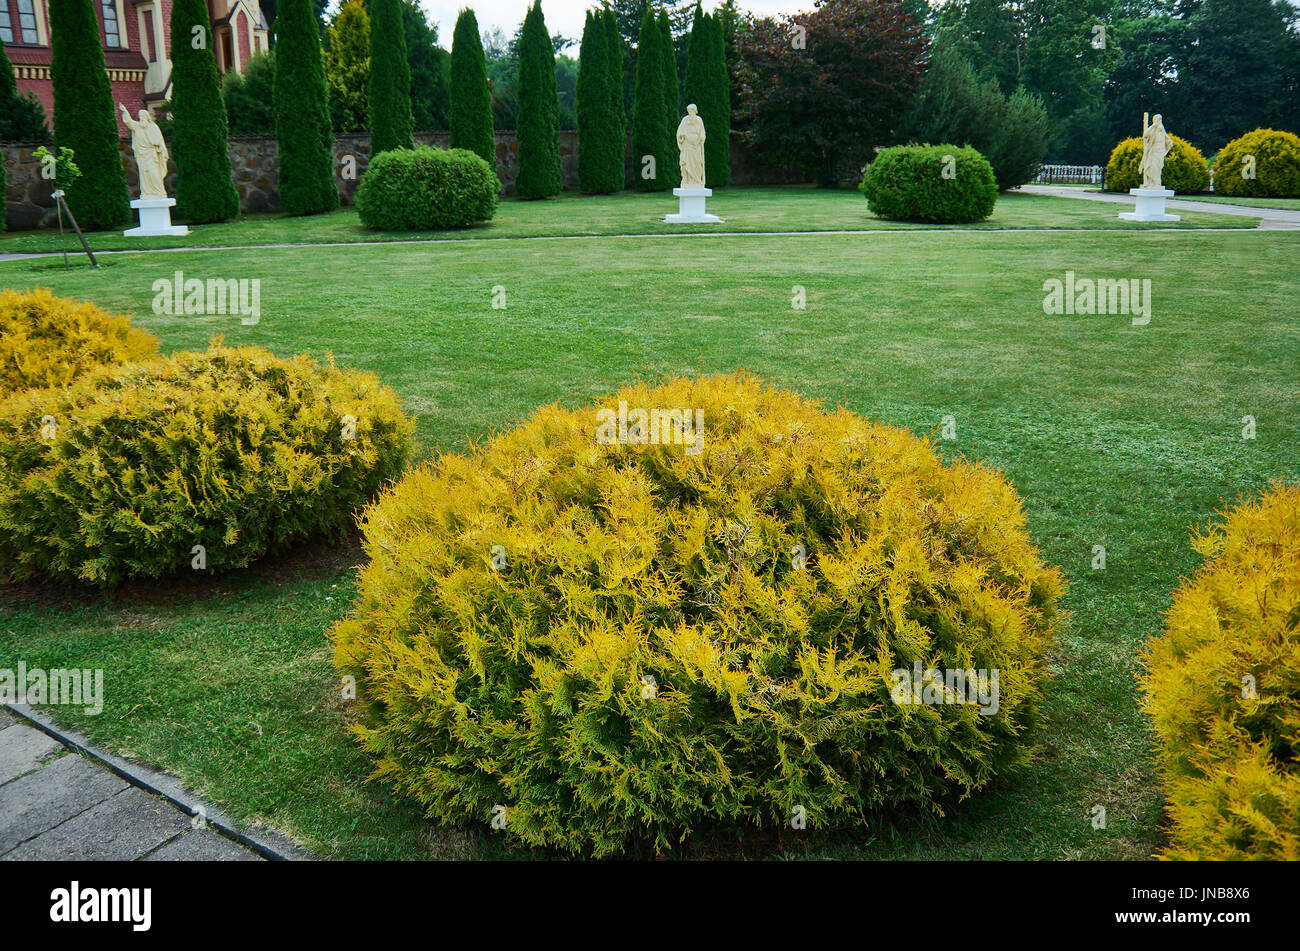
1018, 184, 1300, 229
0, 705, 264, 861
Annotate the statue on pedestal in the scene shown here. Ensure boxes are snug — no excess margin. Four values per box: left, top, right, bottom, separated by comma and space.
676, 104, 707, 188
118, 103, 189, 237
1139, 113, 1173, 190
1119, 111, 1180, 222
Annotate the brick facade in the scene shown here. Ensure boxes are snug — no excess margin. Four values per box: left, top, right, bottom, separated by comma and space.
2, 0, 268, 135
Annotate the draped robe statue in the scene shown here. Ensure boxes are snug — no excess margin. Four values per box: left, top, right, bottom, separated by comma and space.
119, 104, 169, 199
1139, 113, 1173, 190
676, 104, 707, 188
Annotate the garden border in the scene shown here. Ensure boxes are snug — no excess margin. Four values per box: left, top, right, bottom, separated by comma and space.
1, 702, 313, 862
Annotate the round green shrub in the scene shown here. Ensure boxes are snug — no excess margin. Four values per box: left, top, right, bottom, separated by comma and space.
859, 145, 997, 224
0, 343, 415, 585
355, 146, 500, 230
0, 288, 158, 399
1104, 134, 1209, 194
1139, 481, 1300, 860
332, 374, 1063, 856
1211, 128, 1300, 198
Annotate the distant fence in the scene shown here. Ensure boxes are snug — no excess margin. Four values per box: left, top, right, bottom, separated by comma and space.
1031, 164, 1105, 185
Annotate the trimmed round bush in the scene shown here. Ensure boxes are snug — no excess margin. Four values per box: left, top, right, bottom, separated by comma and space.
1211, 129, 1300, 198
355, 146, 499, 230
0, 289, 158, 398
332, 374, 1063, 856
1139, 481, 1300, 860
1104, 134, 1209, 194
859, 145, 997, 224
0, 343, 415, 585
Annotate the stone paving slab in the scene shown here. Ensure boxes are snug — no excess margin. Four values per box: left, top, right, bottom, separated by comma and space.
0, 723, 64, 784
144, 828, 262, 861
5, 786, 190, 861
0, 707, 272, 861
0, 754, 127, 854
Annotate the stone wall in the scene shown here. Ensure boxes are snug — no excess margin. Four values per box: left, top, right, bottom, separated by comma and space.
5, 130, 808, 230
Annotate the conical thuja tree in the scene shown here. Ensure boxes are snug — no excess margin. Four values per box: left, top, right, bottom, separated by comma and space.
602, 6, 625, 187
274, 0, 338, 214
368, 0, 414, 154
170, 0, 240, 222
631, 5, 671, 191
657, 6, 680, 188
48, 0, 129, 228
516, 1, 560, 198
577, 10, 622, 193
449, 8, 494, 165
704, 9, 730, 186
658, 7, 679, 131
683, 2, 729, 188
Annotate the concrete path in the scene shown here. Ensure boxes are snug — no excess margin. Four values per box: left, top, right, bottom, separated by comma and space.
1018, 184, 1300, 230
0, 705, 263, 861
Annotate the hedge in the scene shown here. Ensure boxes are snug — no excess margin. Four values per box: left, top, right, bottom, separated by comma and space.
860, 144, 998, 223
355, 146, 499, 230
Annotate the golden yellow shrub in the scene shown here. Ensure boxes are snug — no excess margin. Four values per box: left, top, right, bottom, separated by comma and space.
1140, 481, 1300, 860
333, 374, 1064, 855
0, 288, 158, 398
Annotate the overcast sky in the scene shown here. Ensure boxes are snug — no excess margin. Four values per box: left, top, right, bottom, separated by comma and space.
411, 1, 800, 47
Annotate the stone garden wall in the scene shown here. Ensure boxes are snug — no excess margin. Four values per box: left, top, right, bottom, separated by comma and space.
4, 130, 809, 230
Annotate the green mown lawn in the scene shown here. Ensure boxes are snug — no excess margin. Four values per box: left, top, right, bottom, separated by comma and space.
0, 205, 1294, 859
0, 186, 1255, 257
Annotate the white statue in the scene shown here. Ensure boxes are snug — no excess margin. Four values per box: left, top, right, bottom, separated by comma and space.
1139, 112, 1173, 191
676, 104, 706, 188
119, 104, 169, 199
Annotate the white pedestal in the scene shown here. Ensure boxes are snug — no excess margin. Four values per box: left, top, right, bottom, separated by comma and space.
124, 197, 189, 237
1118, 187, 1180, 222
665, 187, 721, 223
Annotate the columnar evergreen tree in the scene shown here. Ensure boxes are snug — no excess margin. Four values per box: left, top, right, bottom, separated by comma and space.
603, 6, 626, 186
274, 0, 338, 213
516, 1, 561, 198
578, 10, 623, 193
368, 0, 414, 153
449, 8, 495, 164
602, 7, 625, 129
47, 0, 129, 228
577, 12, 603, 190
657, 8, 680, 137
632, 5, 672, 190
170, 0, 240, 221
683, 3, 729, 187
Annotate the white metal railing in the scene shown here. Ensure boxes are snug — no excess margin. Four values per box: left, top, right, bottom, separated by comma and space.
1031, 164, 1106, 185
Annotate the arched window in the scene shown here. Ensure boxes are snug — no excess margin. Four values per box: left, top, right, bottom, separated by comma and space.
100, 0, 121, 47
